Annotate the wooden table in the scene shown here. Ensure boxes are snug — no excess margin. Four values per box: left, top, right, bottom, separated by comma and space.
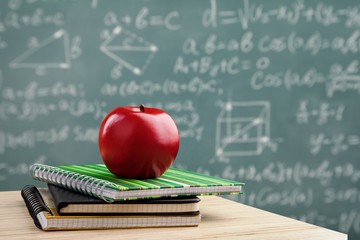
0, 191, 346, 240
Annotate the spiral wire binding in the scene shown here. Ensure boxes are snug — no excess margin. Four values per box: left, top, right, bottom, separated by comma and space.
30, 163, 117, 202
21, 185, 51, 229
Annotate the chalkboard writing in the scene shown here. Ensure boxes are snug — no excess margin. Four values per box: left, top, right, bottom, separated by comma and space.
0, 0, 359, 239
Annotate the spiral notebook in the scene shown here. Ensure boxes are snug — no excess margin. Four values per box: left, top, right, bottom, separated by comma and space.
30, 163, 244, 202
21, 185, 200, 231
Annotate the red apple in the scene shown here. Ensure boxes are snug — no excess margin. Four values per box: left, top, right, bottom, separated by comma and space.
98, 104, 180, 179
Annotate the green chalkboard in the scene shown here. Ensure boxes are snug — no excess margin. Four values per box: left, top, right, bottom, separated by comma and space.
0, 0, 359, 239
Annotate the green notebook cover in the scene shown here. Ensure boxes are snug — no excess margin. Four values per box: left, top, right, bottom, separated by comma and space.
30, 163, 244, 202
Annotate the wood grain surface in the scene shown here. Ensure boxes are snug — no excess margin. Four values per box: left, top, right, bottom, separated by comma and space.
0, 191, 347, 240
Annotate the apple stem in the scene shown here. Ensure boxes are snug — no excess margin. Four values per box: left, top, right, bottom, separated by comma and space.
140, 104, 145, 112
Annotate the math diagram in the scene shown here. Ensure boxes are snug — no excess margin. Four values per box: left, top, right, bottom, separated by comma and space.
215, 101, 271, 158
100, 26, 158, 78
9, 29, 80, 76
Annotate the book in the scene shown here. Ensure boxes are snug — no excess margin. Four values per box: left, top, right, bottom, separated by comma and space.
21, 185, 201, 231
47, 184, 200, 216
30, 163, 244, 202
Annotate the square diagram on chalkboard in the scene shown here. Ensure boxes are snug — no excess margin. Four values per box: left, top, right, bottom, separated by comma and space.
216, 101, 270, 157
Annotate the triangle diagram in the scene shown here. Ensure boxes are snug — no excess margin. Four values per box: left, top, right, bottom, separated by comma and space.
100, 26, 157, 75
9, 29, 70, 69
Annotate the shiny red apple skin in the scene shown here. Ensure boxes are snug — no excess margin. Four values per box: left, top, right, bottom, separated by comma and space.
98, 105, 180, 179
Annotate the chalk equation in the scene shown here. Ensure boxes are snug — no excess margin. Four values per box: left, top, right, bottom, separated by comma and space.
294, 209, 360, 235
229, 160, 360, 186
0, 8, 64, 30
0, 155, 46, 182
296, 100, 345, 125
104, 8, 181, 31
0, 99, 107, 121
309, 133, 360, 155
327, 60, 360, 98
2, 81, 85, 101
100, 77, 219, 97
202, 0, 360, 29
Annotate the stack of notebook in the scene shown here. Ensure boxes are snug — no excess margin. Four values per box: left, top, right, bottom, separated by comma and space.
22, 163, 244, 230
